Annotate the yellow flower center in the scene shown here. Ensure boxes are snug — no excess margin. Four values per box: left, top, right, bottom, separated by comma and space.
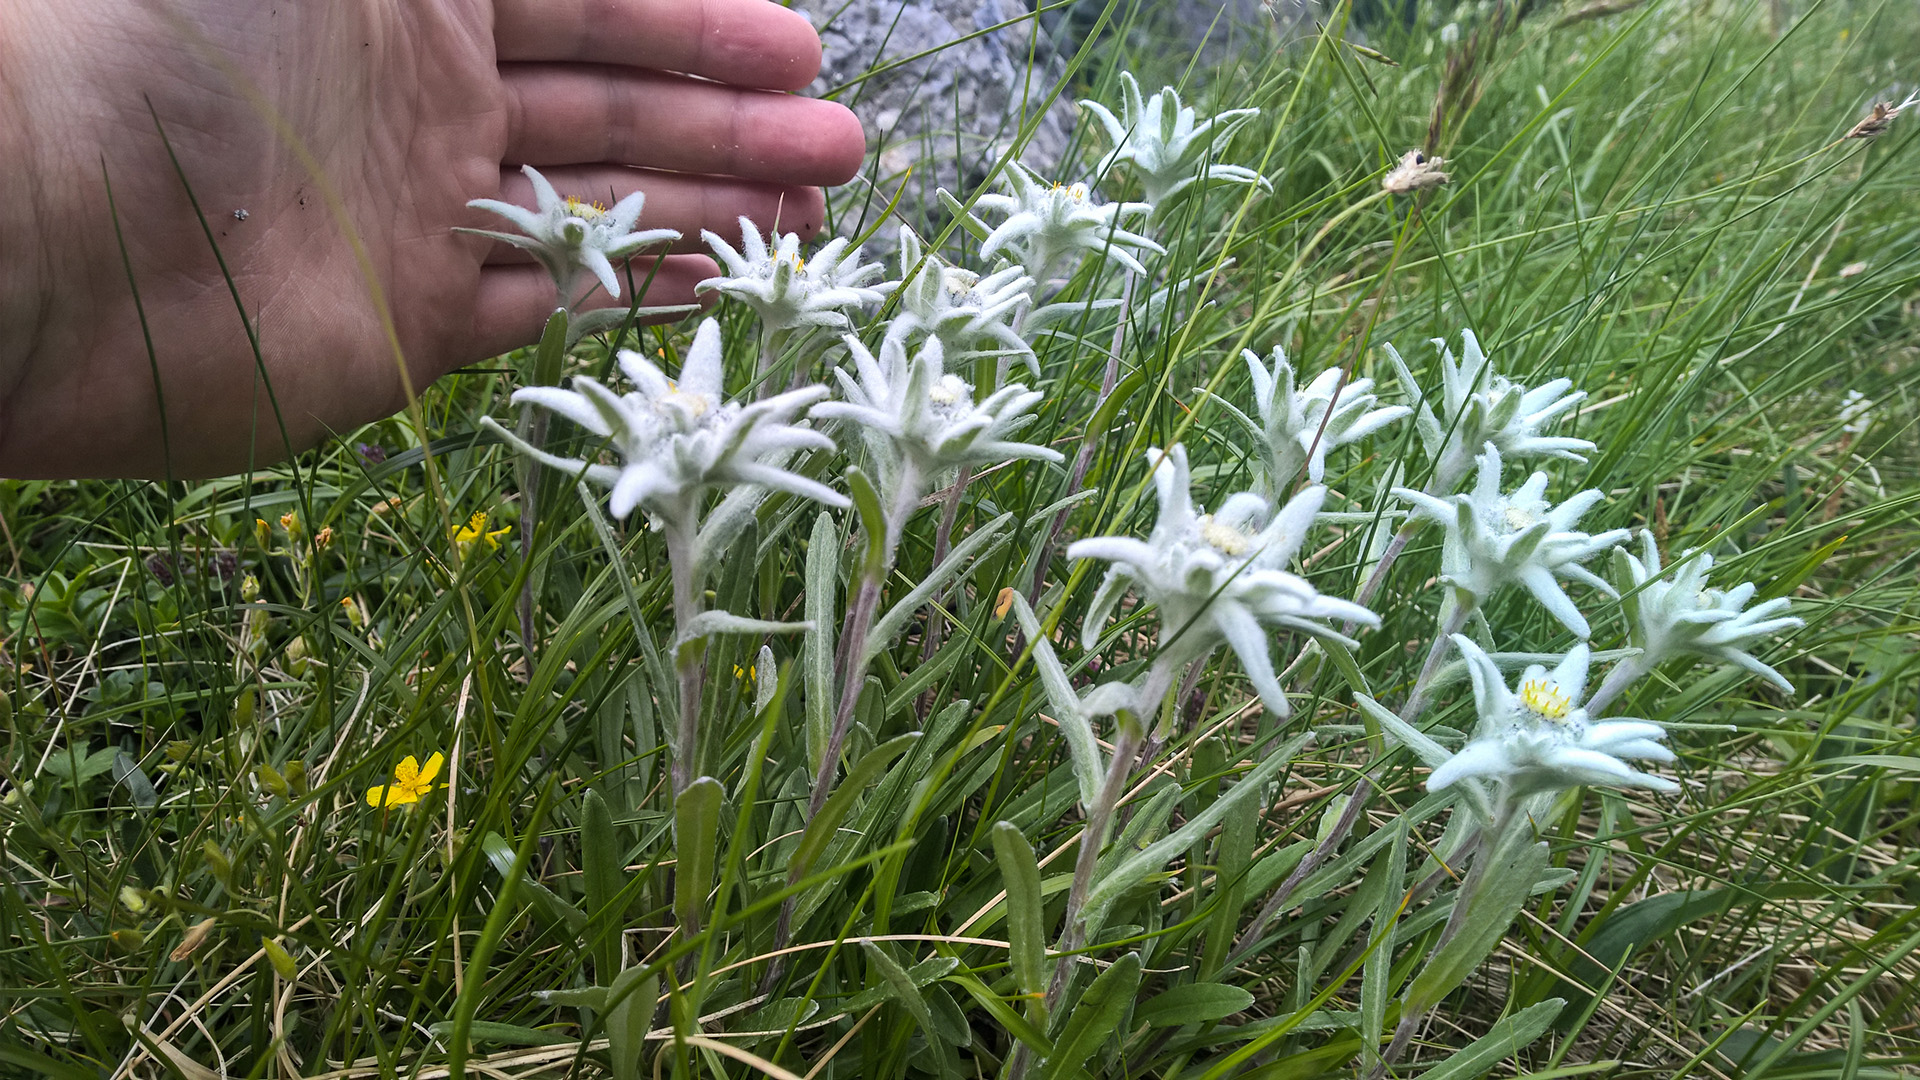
1520, 678, 1571, 719
564, 197, 608, 220
1198, 515, 1251, 557
1502, 506, 1538, 532
927, 375, 970, 407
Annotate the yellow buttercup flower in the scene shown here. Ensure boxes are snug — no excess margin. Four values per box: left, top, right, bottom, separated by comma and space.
366, 752, 443, 808
452, 512, 512, 556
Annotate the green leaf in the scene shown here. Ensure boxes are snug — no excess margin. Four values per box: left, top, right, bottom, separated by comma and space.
673, 777, 725, 935
804, 511, 839, 776
863, 512, 1014, 664
861, 941, 936, 1030
1354, 693, 1451, 768
1416, 999, 1564, 1080
111, 751, 158, 809
1081, 733, 1311, 936
992, 822, 1048, 1002
426, 1021, 572, 1047
1085, 368, 1147, 441
481, 832, 585, 934
843, 954, 961, 1014
945, 971, 1053, 1054
1042, 952, 1141, 1079
534, 986, 608, 1011
530, 308, 569, 388
1134, 983, 1255, 1028
677, 609, 812, 644
788, 733, 920, 885
581, 788, 625, 979
847, 466, 888, 580
1405, 830, 1551, 1014
607, 965, 658, 1080
1006, 590, 1102, 808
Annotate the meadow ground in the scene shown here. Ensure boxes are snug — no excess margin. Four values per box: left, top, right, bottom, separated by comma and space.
2, 0, 1918, 1077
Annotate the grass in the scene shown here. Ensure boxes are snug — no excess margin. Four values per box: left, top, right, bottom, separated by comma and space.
2, 0, 1918, 1076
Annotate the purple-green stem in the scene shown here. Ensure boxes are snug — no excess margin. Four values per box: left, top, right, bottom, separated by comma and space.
810, 461, 922, 818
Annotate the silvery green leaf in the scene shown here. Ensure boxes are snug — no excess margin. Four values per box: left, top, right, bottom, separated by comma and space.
753, 644, 777, 716
1006, 591, 1104, 808
1355, 693, 1452, 769
677, 610, 812, 644
862, 512, 1014, 663
1414, 999, 1564, 1080
1079, 732, 1311, 937
803, 511, 839, 777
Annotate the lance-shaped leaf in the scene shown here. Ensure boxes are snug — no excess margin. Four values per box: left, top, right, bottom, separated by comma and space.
863, 512, 1015, 663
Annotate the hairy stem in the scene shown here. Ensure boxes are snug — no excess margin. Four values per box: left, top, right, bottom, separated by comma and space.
1584, 651, 1650, 718
664, 519, 703, 800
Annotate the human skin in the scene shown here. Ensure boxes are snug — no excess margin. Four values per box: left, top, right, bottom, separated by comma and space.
0, 0, 866, 478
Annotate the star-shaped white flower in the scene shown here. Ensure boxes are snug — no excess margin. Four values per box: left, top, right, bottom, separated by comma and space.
1067, 445, 1377, 716
1211, 345, 1411, 494
481, 319, 847, 523
1079, 72, 1271, 206
883, 227, 1037, 376
974, 163, 1164, 280
1385, 330, 1594, 493
1396, 443, 1630, 638
697, 217, 888, 335
1428, 636, 1677, 799
465, 165, 681, 301
1614, 532, 1803, 692
810, 334, 1063, 478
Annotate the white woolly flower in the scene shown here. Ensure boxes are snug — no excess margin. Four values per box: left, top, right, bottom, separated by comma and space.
1396, 443, 1630, 638
465, 165, 680, 301
1212, 345, 1411, 494
481, 319, 847, 523
1385, 329, 1594, 492
697, 217, 888, 334
1079, 72, 1271, 206
1428, 636, 1678, 799
1614, 532, 1803, 692
975, 163, 1164, 280
1838, 390, 1874, 436
1067, 445, 1378, 716
884, 227, 1036, 375
810, 334, 1064, 477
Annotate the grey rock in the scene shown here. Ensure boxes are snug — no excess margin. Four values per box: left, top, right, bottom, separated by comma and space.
800, 0, 1081, 238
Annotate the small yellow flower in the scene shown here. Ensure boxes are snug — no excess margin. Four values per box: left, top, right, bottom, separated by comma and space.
452, 512, 512, 556
994, 587, 1017, 619
366, 752, 444, 808
733, 663, 756, 682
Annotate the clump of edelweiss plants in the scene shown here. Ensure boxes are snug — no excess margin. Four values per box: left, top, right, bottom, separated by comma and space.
448, 66, 1805, 1080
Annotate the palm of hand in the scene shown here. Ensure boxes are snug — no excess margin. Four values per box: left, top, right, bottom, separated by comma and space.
1, 0, 861, 477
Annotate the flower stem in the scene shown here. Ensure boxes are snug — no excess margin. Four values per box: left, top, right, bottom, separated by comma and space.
1584, 652, 1649, 718
810, 462, 922, 817
663, 519, 704, 800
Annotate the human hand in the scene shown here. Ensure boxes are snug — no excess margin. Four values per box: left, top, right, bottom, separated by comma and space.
0, 0, 865, 478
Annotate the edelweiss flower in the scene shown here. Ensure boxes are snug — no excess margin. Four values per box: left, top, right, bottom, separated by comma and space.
1385, 330, 1594, 492
1079, 72, 1271, 206
975, 163, 1164, 280
1396, 443, 1630, 638
1614, 531, 1802, 691
1428, 636, 1677, 798
1068, 445, 1377, 715
465, 165, 680, 301
1215, 345, 1411, 493
698, 217, 888, 334
811, 334, 1063, 478
884, 227, 1037, 375
481, 319, 847, 523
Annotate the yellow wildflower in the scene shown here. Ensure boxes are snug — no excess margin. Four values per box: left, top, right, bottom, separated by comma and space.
366, 752, 444, 808
452, 512, 512, 557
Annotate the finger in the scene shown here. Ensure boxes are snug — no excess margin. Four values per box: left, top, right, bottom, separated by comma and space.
467, 255, 719, 363
503, 65, 866, 186
495, 0, 824, 91
479, 166, 826, 256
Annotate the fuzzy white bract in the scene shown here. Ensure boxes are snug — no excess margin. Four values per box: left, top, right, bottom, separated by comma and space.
698, 218, 888, 335
1396, 444, 1629, 638
1067, 445, 1377, 716
481, 319, 846, 524
976, 163, 1164, 280
885, 228, 1037, 376
1386, 330, 1594, 492
810, 335, 1063, 478
1079, 72, 1270, 206
1222, 345, 1411, 492
1614, 532, 1803, 691
1429, 636, 1678, 799
465, 165, 680, 302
